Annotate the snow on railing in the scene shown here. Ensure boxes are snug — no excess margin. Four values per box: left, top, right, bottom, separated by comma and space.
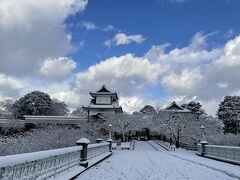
179, 142, 197, 151
0, 141, 111, 179
0, 146, 82, 179
197, 144, 240, 164
121, 142, 131, 150
87, 142, 109, 159
154, 140, 175, 151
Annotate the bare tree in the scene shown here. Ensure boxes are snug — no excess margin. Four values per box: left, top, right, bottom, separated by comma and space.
153, 111, 196, 148
0, 99, 15, 118
71, 107, 88, 117
101, 113, 152, 141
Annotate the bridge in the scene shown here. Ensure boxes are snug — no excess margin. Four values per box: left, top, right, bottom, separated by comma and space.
76, 141, 240, 180
0, 140, 239, 180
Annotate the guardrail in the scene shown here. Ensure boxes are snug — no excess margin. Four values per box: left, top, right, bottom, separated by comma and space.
197, 143, 240, 165
0, 139, 111, 179
88, 143, 109, 159
179, 142, 197, 151
154, 140, 175, 151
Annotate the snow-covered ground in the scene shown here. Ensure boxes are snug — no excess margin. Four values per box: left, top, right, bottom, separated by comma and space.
76, 141, 240, 180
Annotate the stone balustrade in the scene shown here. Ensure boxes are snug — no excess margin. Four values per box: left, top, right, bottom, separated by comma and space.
197, 143, 240, 165
0, 138, 111, 179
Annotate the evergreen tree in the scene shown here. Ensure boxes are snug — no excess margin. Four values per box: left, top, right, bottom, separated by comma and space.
217, 96, 240, 134
181, 101, 205, 117
13, 91, 53, 119
51, 98, 69, 116
139, 105, 157, 115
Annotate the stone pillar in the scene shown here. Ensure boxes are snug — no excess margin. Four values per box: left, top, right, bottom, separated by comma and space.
199, 125, 207, 156
76, 138, 90, 167
200, 140, 208, 156
107, 138, 113, 152
96, 138, 103, 143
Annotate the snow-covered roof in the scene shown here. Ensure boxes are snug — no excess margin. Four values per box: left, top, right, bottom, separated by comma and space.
164, 101, 191, 112
90, 84, 118, 99
97, 84, 110, 92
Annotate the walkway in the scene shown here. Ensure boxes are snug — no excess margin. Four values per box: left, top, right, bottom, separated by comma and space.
76, 141, 240, 180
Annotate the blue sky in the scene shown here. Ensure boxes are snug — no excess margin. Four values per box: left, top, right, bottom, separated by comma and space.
67, 0, 240, 69
1, 0, 240, 115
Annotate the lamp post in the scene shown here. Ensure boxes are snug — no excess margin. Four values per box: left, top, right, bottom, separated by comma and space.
199, 125, 207, 156
107, 123, 113, 152
108, 123, 112, 139
171, 113, 180, 148
31, 102, 36, 115
200, 125, 206, 142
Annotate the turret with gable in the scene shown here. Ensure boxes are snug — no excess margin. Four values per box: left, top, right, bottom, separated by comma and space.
83, 85, 123, 119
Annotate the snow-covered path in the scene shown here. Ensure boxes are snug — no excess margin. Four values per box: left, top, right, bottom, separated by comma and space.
75, 141, 240, 180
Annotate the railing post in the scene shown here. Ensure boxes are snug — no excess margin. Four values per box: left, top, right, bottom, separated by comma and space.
200, 140, 208, 156
76, 138, 90, 168
233, 148, 236, 160
107, 138, 113, 152
96, 138, 103, 143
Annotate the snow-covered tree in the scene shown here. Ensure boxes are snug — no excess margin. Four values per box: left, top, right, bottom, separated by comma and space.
153, 109, 229, 147
13, 91, 53, 119
51, 99, 69, 116
139, 105, 157, 115
153, 111, 197, 148
0, 99, 15, 118
181, 115, 223, 144
181, 101, 205, 117
217, 96, 240, 134
132, 111, 141, 115
71, 107, 88, 117
101, 113, 152, 141
0, 124, 101, 156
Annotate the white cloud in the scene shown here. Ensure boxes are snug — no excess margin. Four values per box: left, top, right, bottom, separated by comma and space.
144, 32, 222, 99
162, 68, 203, 94
143, 32, 240, 115
119, 96, 145, 113
2, 28, 240, 116
79, 21, 97, 30
0, 0, 87, 75
52, 91, 81, 107
216, 35, 240, 67
224, 28, 234, 39
217, 82, 228, 88
0, 74, 24, 98
119, 96, 160, 113
104, 33, 145, 47
69, 32, 240, 115
103, 25, 115, 32
39, 57, 77, 81
74, 54, 166, 96
145, 32, 221, 65
200, 99, 219, 117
